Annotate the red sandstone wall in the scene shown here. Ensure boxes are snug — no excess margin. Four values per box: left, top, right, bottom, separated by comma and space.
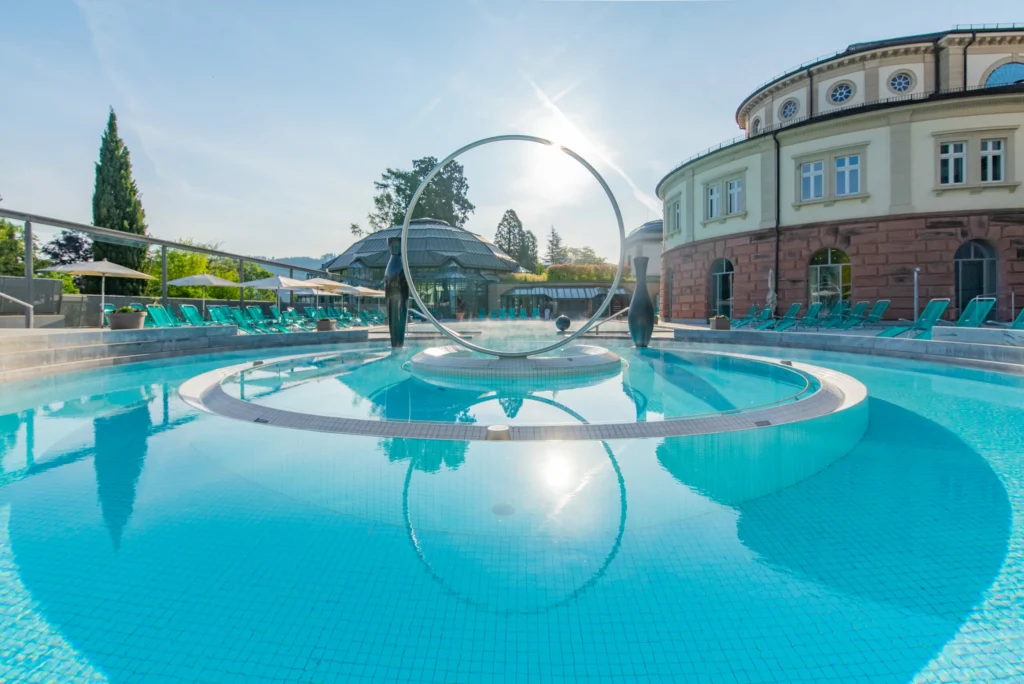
661, 212, 1024, 322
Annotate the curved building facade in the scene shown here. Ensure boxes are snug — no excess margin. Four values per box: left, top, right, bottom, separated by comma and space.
325, 218, 521, 318
658, 26, 1024, 321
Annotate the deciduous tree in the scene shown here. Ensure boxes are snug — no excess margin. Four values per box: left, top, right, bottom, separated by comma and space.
368, 157, 474, 231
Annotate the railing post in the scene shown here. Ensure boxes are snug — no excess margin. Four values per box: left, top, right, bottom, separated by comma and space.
24, 219, 34, 329
913, 267, 920, 321
161, 245, 169, 309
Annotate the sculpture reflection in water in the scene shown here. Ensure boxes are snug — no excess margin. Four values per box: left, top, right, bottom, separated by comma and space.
622, 348, 737, 421
396, 397, 627, 616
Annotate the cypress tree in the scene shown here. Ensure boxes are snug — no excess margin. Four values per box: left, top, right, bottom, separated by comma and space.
90, 108, 148, 295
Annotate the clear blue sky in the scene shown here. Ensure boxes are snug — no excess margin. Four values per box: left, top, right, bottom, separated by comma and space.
2, 1, 1019, 262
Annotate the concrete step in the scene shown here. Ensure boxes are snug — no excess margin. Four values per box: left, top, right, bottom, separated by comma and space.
0, 325, 239, 354
0, 326, 374, 383
0, 336, 222, 372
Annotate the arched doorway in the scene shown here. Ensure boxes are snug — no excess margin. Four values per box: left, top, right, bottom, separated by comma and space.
808, 248, 851, 309
954, 240, 997, 314
709, 258, 734, 317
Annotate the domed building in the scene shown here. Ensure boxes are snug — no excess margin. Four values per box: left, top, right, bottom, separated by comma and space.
324, 218, 521, 318
657, 26, 1024, 322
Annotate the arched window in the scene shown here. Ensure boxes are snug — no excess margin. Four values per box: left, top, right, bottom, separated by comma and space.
751, 118, 762, 135
954, 240, 997, 313
986, 62, 1024, 87
710, 258, 734, 317
808, 248, 851, 309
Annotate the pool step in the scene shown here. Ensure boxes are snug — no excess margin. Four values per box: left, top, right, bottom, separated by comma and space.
0, 326, 373, 383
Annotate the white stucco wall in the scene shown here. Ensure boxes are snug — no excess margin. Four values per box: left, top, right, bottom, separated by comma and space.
692, 150, 763, 241
968, 52, 1022, 86
773, 86, 808, 122
878, 62, 926, 97
817, 71, 867, 113
779, 126, 890, 226
661, 97, 1024, 245
910, 112, 1024, 213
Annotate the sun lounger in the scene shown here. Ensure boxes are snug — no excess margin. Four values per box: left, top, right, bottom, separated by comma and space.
877, 298, 950, 339
777, 302, 822, 332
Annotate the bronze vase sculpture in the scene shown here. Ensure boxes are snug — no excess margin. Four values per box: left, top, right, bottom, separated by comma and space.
627, 256, 655, 347
385, 237, 409, 348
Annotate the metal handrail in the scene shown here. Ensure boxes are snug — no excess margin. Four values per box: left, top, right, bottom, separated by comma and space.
0, 208, 335, 278
0, 291, 34, 329
591, 306, 630, 333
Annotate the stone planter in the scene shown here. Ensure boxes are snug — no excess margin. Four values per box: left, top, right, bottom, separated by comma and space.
317, 319, 337, 332
710, 317, 731, 331
108, 311, 147, 330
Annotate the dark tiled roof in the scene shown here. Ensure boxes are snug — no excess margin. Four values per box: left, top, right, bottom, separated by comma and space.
627, 220, 663, 242
324, 218, 520, 273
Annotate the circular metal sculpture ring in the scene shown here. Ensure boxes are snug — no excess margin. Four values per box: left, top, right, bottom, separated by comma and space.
401, 134, 626, 358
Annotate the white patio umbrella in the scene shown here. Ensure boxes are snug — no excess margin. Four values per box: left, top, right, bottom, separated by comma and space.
166, 273, 240, 316
39, 260, 155, 326
304, 278, 360, 294
301, 278, 360, 311
238, 275, 309, 314
349, 285, 385, 315
240, 275, 346, 314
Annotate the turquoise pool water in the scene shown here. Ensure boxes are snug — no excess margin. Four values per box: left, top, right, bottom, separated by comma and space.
0, 332, 1022, 683
222, 345, 816, 425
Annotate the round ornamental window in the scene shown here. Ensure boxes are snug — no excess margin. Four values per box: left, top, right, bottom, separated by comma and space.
829, 82, 854, 104
889, 72, 913, 93
780, 100, 798, 120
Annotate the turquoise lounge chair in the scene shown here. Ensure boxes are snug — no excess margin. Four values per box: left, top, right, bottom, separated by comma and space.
954, 297, 996, 328
840, 300, 889, 329
877, 298, 950, 339
914, 297, 995, 340
180, 304, 212, 326
757, 303, 801, 330
479, 308, 487, 319
145, 304, 182, 328
248, 306, 290, 333
738, 307, 771, 329
533, 307, 540, 318
777, 302, 822, 332
229, 307, 264, 334
518, 308, 527, 320
841, 301, 869, 326
730, 305, 758, 328
987, 307, 1024, 330
818, 301, 850, 329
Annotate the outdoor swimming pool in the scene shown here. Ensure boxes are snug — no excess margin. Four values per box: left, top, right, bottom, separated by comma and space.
0, 329, 1021, 683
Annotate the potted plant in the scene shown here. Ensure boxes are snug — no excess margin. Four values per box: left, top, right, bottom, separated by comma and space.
317, 317, 337, 332
709, 315, 731, 331
108, 305, 147, 330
